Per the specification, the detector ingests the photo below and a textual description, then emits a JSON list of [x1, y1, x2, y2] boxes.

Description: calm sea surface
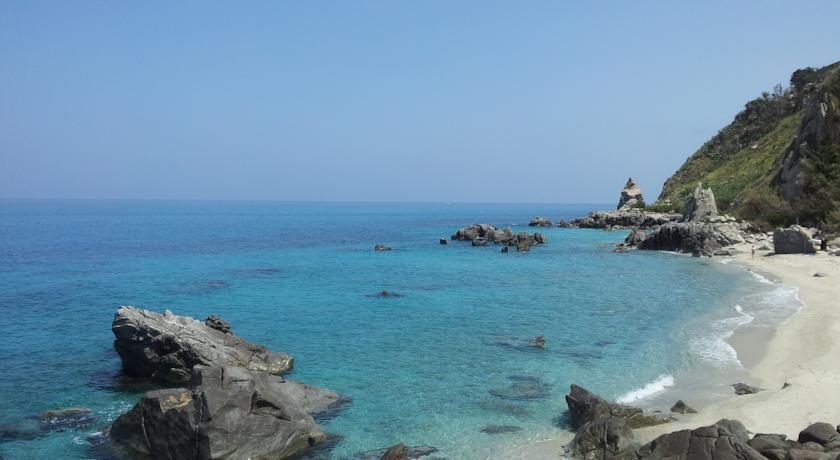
[[0, 200, 794, 459]]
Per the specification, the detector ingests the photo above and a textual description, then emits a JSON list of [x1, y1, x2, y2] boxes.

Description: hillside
[[654, 60, 840, 231]]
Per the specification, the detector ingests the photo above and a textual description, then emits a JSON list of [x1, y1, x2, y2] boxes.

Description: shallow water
[[0, 200, 791, 459]]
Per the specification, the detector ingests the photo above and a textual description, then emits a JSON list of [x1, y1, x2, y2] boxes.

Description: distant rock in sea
[[451, 224, 547, 249]]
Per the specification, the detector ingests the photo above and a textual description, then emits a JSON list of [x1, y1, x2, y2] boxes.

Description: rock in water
[[670, 400, 697, 414], [683, 183, 719, 221], [374, 244, 392, 251], [528, 217, 553, 227], [774, 226, 817, 254], [439, 238, 448, 245], [40, 407, 96, 431], [565, 385, 670, 430], [379, 443, 406, 460], [528, 335, 545, 348], [480, 425, 522, 434], [617, 177, 646, 211], [109, 366, 327, 460], [112, 306, 294, 385]]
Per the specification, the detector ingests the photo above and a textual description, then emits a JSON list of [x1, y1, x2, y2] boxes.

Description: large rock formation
[[618, 178, 646, 211], [112, 306, 294, 385], [109, 366, 327, 459], [565, 385, 670, 430], [774, 226, 817, 254], [632, 219, 751, 256], [451, 224, 546, 248], [529, 217, 553, 227], [571, 210, 682, 230], [637, 419, 764, 460], [683, 183, 720, 221]]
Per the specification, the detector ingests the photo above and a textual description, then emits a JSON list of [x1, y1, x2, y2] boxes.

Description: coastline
[[498, 242, 840, 459]]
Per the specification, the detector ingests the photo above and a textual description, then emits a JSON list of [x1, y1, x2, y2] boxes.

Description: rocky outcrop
[[109, 365, 327, 460], [565, 385, 670, 430], [618, 178, 646, 211], [529, 217, 553, 227], [632, 220, 752, 256], [374, 244, 392, 251], [774, 226, 817, 254], [566, 417, 638, 460], [572, 210, 682, 229], [637, 419, 763, 460], [112, 306, 294, 385], [683, 183, 720, 221], [451, 224, 547, 248], [204, 315, 231, 334]]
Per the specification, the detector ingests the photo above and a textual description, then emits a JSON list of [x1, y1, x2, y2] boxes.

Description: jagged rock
[[109, 366, 327, 460], [637, 419, 763, 460], [683, 183, 719, 221], [374, 244, 392, 251], [529, 217, 553, 227], [670, 400, 697, 414], [564, 385, 670, 430], [204, 315, 231, 334], [528, 335, 545, 348], [732, 382, 761, 395], [798, 423, 840, 445], [439, 238, 448, 245], [774, 226, 817, 254], [565, 417, 638, 460], [618, 177, 646, 211], [355, 444, 439, 460], [112, 306, 294, 385], [749, 433, 795, 460], [572, 210, 681, 229]]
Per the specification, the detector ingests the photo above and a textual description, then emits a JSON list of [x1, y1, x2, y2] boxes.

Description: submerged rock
[[354, 444, 439, 460], [370, 290, 404, 298], [374, 244, 392, 251], [489, 376, 552, 401], [40, 407, 96, 431], [109, 366, 327, 460], [528, 335, 545, 348], [112, 306, 294, 385], [480, 425, 522, 434], [439, 238, 448, 245]]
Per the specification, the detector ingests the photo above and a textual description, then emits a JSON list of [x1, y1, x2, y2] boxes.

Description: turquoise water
[[0, 200, 784, 459]]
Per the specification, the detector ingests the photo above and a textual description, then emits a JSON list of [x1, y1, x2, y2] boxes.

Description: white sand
[[497, 245, 840, 459]]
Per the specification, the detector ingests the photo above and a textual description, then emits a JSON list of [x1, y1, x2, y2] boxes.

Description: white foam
[[747, 269, 774, 285], [616, 374, 675, 404], [719, 258, 733, 265], [690, 304, 754, 367]]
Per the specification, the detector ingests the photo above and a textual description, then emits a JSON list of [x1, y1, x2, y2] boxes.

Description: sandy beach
[[498, 243, 840, 459]]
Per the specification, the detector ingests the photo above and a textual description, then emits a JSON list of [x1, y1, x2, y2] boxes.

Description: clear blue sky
[[1, 2, 838, 203]]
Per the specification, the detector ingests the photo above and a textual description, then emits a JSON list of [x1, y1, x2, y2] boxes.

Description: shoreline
[[498, 242, 840, 459]]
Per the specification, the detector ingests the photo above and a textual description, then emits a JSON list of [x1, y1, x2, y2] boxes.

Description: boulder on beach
[[565, 417, 638, 460], [617, 177, 646, 211], [683, 183, 719, 222], [732, 382, 761, 395], [637, 419, 762, 460], [112, 306, 294, 385], [670, 400, 697, 414], [109, 365, 327, 460], [480, 425, 522, 434], [774, 226, 817, 254]]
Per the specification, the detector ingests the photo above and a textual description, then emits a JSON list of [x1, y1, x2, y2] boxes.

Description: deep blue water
[[0, 200, 783, 459]]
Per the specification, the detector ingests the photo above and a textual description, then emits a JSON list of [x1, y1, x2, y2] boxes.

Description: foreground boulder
[[566, 417, 638, 460], [637, 419, 763, 460], [565, 385, 670, 430], [618, 177, 646, 211], [112, 306, 294, 385], [774, 226, 817, 254], [110, 366, 327, 460]]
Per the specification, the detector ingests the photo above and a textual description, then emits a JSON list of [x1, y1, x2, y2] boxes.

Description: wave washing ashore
[[0, 200, 830, 459]]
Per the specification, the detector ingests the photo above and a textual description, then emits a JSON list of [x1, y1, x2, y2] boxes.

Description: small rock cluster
[[451, 224, 547, 251]]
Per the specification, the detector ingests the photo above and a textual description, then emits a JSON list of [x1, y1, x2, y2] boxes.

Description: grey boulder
[[774, 226, 817, 254], [565, 385, 670, 430], [683, 183, 719, 222], [109, 365, 327, 460], [637, 419, 764, 460], [112, 306, 294, 385]]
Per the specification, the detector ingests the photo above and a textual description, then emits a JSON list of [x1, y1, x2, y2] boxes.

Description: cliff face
[[655, 60, 840, 231]]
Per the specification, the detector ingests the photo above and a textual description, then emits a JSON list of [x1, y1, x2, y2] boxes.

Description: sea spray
[[616, 374, 675, 404]]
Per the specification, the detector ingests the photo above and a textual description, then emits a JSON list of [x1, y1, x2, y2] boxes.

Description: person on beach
[[751, 246, 755, 259]]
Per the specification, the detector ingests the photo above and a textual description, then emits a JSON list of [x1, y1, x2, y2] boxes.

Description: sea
[[0, 200, 801, 459]]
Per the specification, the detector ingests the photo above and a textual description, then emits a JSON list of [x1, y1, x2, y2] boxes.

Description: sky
[[1, 2, 839, 203]]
